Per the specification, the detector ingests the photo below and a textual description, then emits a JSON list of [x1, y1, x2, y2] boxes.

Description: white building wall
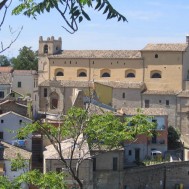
[[0, 112, 32, 151]]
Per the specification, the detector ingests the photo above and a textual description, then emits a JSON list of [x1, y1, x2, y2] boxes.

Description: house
[[43, 135, 93, 189], [118, 108, 168, 165], [0, 111, 32, 151], [0, 141, 31, 181], [12, 70, 38, 118]]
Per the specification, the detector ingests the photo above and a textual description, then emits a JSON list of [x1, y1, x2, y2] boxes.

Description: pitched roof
[[143, 90, 180, 95], [0, 67, 13, 73], [142, 43, 188, 51], [49, 50, 142, 59], [0, 111, 32, 121], [0, 100, 27, 108], [118, 108, 168, 116], [177, 90, 189, 97], [44, 134, 91, 160], [0, 73, 12, 84], [0, 141, 31, 160], [96, 81, 145, 89], [13, 70, 37, 75], [39, 80, 93, 88]]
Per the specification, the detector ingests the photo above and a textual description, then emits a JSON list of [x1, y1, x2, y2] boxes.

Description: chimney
[[186, 35, 189, 44]]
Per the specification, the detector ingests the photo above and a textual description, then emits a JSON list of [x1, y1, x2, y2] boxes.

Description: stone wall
[[94, 161, 189, 189]]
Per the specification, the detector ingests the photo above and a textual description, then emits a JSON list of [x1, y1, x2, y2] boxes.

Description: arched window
[[56, 72, 64, 76], [101, 69, 111, 78], [50, 92, 59, 109], [77, 69, 87, 77], [79, 72, 87, 77], [102, 72, 110, 77], [55, 69, 64, 77], [44, 44, 48, 54], [125, 69, 136, 78], [126, 73, 135, 78], [151, 72, 161, 78]]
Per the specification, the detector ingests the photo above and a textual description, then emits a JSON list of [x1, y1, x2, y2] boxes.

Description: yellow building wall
[[94, 83, 112, 105], [49, 58, 143, 82], [142, 52, 183, 91]]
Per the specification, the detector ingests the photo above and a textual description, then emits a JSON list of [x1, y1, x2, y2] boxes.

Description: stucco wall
[[142, 51, 183, 91], [112, 88, 142, 109]]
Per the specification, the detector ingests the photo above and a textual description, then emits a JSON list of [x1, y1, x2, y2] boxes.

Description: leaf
[[82, 11, 91, 21], [103, 6, 109, 14], [79, 16, 83, 23], [95, 0, 101, 10], [98, 2, 105, 11]]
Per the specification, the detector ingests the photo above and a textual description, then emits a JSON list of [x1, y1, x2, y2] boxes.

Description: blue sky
[[1, 0, 189, 57]]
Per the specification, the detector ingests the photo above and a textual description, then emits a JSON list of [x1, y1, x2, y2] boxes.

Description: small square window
[[166, 100, 169, 106], [122, 92, 125, 99], [128, 150, 132, 156], [0, 92, 4, 98], [56, 168, 62, 173], [145, 100, 150, 108], [44, 88, 47, 97], [155, 54, 158, 58], [18, 82, 22, 88], [159, 100, 162, 104], [19, 120, 22, 124], [1, 120, 4, 123], [113, 157, 118, 171], [0, 132, 3, 139]]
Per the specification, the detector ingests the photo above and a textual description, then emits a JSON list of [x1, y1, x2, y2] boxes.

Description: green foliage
[[0, 170, 67, 189], [10, 153, 28, 171], [0, 55, 11, 66], [11, 46, 38, 70], [12, 0, 127, 33], [168, 126, 181, 149]]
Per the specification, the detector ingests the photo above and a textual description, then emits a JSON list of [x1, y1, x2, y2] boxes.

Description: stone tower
[[38, 36, 62, 85], [38, 36, 62, 55]]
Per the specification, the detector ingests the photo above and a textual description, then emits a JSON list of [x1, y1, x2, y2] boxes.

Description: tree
[[0, 55, 11, 66], [12, 0, 127, 34], [11, 46, 38, 70], [17, 106, 155, 189]]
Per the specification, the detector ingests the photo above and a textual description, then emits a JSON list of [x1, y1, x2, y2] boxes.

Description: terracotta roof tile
[[0, 73, 12, 84], [118, 108, 168, 116], [49, 50, 142, 59], [13, 70, 37, 75], [0, 67, 13, 73], [142, 43, 188, 51], [0, 141, 31, 160], [143, 90, 180, 95]]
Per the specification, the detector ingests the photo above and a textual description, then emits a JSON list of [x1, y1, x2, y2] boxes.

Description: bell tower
[[38, 36, 62, 55]]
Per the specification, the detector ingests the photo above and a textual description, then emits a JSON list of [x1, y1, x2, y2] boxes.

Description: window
[[0, 132, 3, 139], [113, 157, 118, 171], [126, 73, 135, 78], [0, 92, 4, 98], [19, 120, 22, 124], [18, 82, 22, 88], [101, 72, 110, 77], [166, 100, 169, 106], [78, 72, 87, 77], [159, 100, 162, 104], [128, 150, 132, 156], [101, 69, 111, 78], [145, 100, 149, 108], [122, 92, 125, 99], [44, 44, 48, 53], [1, 120, 4, 123], [93, 158, 96, 171], [151, 73, 161, 78], [0, 110, 2, 114], [44, 88, 47, 97], [56, 72, 64, 76], [155, 54, 158, 58]]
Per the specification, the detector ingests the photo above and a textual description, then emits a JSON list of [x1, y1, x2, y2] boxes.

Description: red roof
[[0, 67, 13, 73]]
